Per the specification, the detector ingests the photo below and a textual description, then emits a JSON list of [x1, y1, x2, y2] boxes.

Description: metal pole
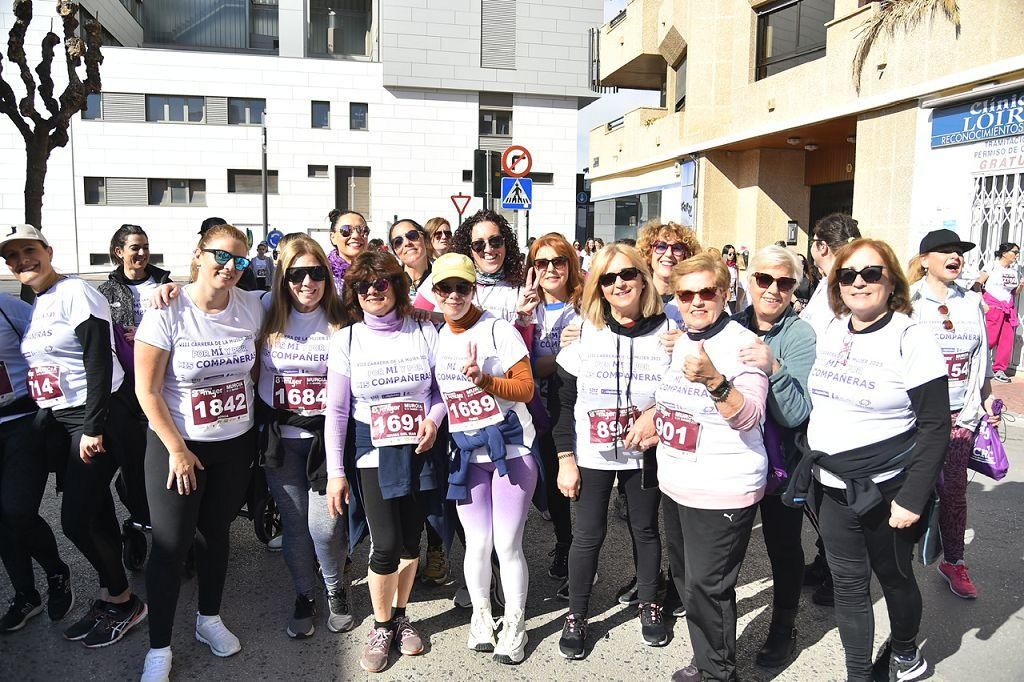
[[261, 113, 268, 240], [485, 152, 492, 211]]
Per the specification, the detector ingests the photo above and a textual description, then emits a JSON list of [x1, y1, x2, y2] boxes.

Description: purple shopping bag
[[763, 413, 789, 494], [970, 416, 1009, 481]]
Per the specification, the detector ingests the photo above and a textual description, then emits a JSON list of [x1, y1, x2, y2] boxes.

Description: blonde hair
[[670, 252, 731, 292], [191, 224, 248, 282], [747, 245, 802, 284], [424, 216, 451, 259], [580, 244, 662, 329], [258, 234, 347, 349], [636, 220, 701, 264], [828, 238, 913, 316], [906, 254, 926, 284]]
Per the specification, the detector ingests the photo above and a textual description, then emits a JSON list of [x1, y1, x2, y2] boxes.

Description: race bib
[[255, 265, 268, 278], [444, 386, 503, 433], [370, 400, 425, 447], [190, 380, 249, 428], [655, 406, 702, 459], [588, 406, 639, 447], [27, 365, 64, 404], [944, 351, 970, 383], [272, 374, 327, 414], [0, 361, 14, 406]]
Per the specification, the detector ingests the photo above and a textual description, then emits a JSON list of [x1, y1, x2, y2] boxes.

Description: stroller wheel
[[121, 520, 148, 572], [253, 494, 282, 544]]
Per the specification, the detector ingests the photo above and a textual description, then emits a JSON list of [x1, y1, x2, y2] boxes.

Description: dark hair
[[328, 209, 366, 227], [722, 243, 736, 255], [617, 238, 636, 247], [342, 250, 413, 321], [109, 223, 147, 265], [200, 216, 227, 234], [812, 213, 860, 251], [996, 242, 1020, 258], [452, 209, 525, 286]]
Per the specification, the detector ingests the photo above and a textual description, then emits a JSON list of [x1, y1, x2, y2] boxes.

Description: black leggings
[[359, 467, 423, 575], [56, 394, 146, 596], [759, 493, 805, 609], [815, 478, 923, 681], [538, 430, 572, 548], [569, 467, 660, 617], [0, 413, 65, 596], [145, 428, 255, 649]]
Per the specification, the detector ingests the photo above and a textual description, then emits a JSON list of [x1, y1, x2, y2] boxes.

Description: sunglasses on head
[[353, 278, 391, 296], [676, 287, 719, 304], [202, 249, 251, 270], [533, 255, 569, 270], [653, 241, 689, 258], [836, 265, 885, 286], [598, 267, 641, 287], [331, 224, 370, 238], [434, 280, 474, 297], [752, 272, 798, 292], [285, 265, 329, 284], [432, 230, 452, 240], [391, 230, 422, 251], [471, 235, 505, 253]]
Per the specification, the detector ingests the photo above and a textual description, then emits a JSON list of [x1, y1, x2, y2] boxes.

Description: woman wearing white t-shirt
[[785, 238, 950, 682], [1, 224, 148, 648], [432, 253, 538, 665], [255, 235, 350, 639], [389, 219, 432, 301], [98, 224, 173, 350], [135, 224, 264, 680], [976, 242, 1020, 383], [908, 230, 1000, 601], [553, 244, 671, 659]]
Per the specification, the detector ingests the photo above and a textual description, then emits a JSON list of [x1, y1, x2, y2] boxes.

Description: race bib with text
[[27, 365, 64, 404], [944, 351, 970, 384], [272, 374, 327, 414], [655, 405, 702, 460], [444, 386, 503, 433], [190, 380, 249, 428], [370, 400, 426, 447], [588, 406, 639, 447]]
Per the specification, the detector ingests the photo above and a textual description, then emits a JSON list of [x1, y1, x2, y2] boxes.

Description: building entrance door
[[808, 181, 854, 240]]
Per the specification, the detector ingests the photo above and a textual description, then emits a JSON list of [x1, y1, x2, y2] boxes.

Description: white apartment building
[[0, 0, 602, 276]]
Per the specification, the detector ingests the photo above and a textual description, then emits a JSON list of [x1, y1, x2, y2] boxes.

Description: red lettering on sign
[[190, 380, 249, 427]]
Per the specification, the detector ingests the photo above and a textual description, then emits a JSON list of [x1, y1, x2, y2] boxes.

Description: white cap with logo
[[0, 224, 48, 252]]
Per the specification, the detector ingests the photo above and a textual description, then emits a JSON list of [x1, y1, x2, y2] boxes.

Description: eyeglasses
[[931, 246, 966, 256], [202, 249, 251, 270], [285, 265, 329, 284], [598, 267, 641, 287], [432, 230, 452, 241], [533, 256, 569, 271], [390, 230, 422, 250], [353, 278, 391, 296], [653, 241, 689, 258], [471, 235, 505, 253], [676, 287, 720, 304], [836, 265, 885, 286], [752, 272, 798, 292], [331, 224, 370, 238], [937, 304, 955, 331], [434, 281, 473, 297], [1012, 250, 1021, 255]]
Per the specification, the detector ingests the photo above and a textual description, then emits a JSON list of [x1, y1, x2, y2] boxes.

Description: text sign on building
[[931, 88, 1024, 148]]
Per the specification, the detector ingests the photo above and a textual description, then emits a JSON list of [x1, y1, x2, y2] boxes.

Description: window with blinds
[[228, 169, 279, 194], [481, 0, 516, 69], [335, 166, 371, 216]]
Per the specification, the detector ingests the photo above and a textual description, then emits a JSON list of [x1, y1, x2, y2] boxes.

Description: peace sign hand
[[462, 341, 486, 386], [516, 267, 541, 320]]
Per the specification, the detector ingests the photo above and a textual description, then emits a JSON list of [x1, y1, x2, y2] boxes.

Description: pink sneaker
[[938, 561, 978, 599]]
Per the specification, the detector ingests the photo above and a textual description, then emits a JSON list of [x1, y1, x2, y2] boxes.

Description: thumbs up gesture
[[462, 341, 485, 386], [683, 340, 723, 388]]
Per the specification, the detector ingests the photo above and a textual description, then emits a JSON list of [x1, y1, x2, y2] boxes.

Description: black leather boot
[[755, 606, 798, 667]]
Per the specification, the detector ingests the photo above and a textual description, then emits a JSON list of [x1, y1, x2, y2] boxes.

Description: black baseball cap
[[199, 217, 228, 235], [919, 229, 975, 255]]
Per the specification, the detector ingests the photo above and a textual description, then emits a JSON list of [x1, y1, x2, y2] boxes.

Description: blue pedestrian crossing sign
[[501, 177, 533, 210]]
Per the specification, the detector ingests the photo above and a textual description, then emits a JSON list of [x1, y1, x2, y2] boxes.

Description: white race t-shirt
[[533, 301, 581, 402], [911, 286, 985, 411], [807, 313, 947, 488], [327, 317, 438, 468], [983, 262, 1020, 302], [436, 312, 535, 463], [251, 256, 274, 284], [136, 288, 262, 441], [21, 277, 124, 411], [557, 318, 672, 470], [128, 277, 161, 326], [799, 273, 834, 337], [258, 307, 333, 439], [0, 294, 34, 423]]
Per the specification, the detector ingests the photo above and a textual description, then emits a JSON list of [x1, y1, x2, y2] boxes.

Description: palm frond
[[852, 0, 961, 93]]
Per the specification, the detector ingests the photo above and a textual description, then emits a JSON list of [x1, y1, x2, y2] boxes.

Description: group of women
[[0, 208, 1006, 682]]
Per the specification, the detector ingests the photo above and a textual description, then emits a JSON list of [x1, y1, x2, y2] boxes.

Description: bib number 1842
[[190, 380, 248, 427]]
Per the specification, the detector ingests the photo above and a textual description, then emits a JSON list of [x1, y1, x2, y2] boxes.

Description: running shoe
[[493, 607, 527, 665], [394, 615, 424, 656], [267, 534, 283, 551], [81, 595, 147, 648], [547, 545, 569, 581], [63, 600, 104, 641], [195, 614, 241, 657], [639, 601, 668, 646], [420, 546, 449, 585], [0, 593, 43, 633], [671, 661, 703, 682], [812, 573, 834, 607], [558, 613, 587, 660], [326, 585, 354, 633], [889, 647, 928, 681], [453, 585, 472, 609], [803, 554, 830, 586], [993, 370, 1011, 383], [46, 569, 75, 621], [938, 560, 978, 599], [360, 625, 394, 673], [287, 595, 316, 639], [467, 603, 497, 652], [140, 647, 173, 682], [616, 576, 639, 605]]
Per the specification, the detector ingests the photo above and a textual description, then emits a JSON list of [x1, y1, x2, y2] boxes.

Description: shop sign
[[932, 88, 1024, 148], [971, 135, 1024, 174]]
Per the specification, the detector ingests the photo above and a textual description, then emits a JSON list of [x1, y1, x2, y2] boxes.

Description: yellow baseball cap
[[431, 253, 476, 285]]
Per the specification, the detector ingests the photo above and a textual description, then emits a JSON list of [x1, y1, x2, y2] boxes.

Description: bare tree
[[0, 0, 103, 229]]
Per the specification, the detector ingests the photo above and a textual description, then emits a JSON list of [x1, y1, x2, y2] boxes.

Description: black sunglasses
[[676, 287, 720, 304], [471, 235, 505, 253], [598, 267, 641, 287], [836, 265, 885, 286], [752, 272, 798, 292], [354, 278, 391, 296], [391, 230, 422, 251], [931, 246, 966, 256], [432, 230, 452, 240], [331, 224, 370, 238], [434, 281, 474, 297], [202, 249, 251, 270], [533, 256, 569, 270], [285, 265, 329, 284], [653, 241, 689, 258]]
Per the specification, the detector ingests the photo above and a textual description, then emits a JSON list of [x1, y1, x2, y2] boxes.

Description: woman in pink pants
[[978, 242, 1020, 383]]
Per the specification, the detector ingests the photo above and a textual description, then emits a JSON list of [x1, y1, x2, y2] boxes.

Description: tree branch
[[53, 1, 102, 151], [8, 0, 44, 127], [36, 32, 61, 118]]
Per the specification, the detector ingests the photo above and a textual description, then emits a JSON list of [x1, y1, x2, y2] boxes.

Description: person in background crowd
[[199, 217, 258, 292], [581, 239, 596, 273], [135, 224, 263, 681], [733, 246, 816, 668], [572, 240, 582, 262], [368, 238, 387, 253], [2, 224, 147, 648], [909, 229, 1000, 600], [0, 291, 74, 633], [721, 244, 745, 314], [426, 217, 453, 258], [389, 219, 432, 300], [637, 220, 701, 328], [786, 238, 950, 682], [594, 238, 606, 251], [432, 253, 538, 665], [656, 253, 769, 682], [250, 242, 275, 291], [554, 244, 671, 658], [976, 242, 1020, 383], [793, 253, 819, 314], [256, 235, 351, 639], [327, 209, 370, 293]]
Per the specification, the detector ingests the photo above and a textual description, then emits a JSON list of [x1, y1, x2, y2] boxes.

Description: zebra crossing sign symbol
[[501, 177, 533, 210]]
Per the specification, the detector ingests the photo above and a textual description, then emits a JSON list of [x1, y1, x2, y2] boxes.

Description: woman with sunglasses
[[1, 225, 147, 647], [426, 217, 453, 258], [731, 246, 816, 668], [721, 244, 746, 314], [389, 219, 432, 300], [637, 220, 701, 327], [784, 238, 950, 682], [654, 253, 769, 682], [327, 209, 370, 293], [430, 252, 538, 665], [553, 244, 670, 659], [908, 230, 999, 601], [976, 242, 1020, 383], [255, 235, 351, 639], [135, 225, 264, 680]]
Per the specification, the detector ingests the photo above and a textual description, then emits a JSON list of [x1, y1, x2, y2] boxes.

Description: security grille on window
[[228, 98, 266, 125], [755, 0, 835, 80], [336, 166, 371, 215], [312, 101, 330, 128], [84, 177, 106, 205], [82, 92, 102, 120], [146, 95, 206, 123], [970, 173, 1024, 271], [481, 0, 516, 69], [148, 179, 207, 206], [228, 169, 279, 194], [350, 102, 368, 130]]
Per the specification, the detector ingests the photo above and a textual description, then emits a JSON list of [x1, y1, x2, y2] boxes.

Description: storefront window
[[592, 191, 662, 243]]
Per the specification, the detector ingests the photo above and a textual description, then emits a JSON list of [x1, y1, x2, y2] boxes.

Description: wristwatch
[[707, 377, 732, 402]]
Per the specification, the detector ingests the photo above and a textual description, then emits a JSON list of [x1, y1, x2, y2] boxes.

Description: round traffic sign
[[266, 229, 284, 248], [576, 191, 589, 204], [501, 145, 533, 178]]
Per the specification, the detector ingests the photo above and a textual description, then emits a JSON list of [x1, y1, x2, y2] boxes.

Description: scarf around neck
[[328, 248, 350, 285], [476, 268, 504, 287]]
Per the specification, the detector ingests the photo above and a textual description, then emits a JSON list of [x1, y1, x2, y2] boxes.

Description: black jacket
[[98, 265, 173, 328]]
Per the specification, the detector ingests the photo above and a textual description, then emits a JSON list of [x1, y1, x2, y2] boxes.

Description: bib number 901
[[444, 386, 503, 433], [273, 375, 327, 413], [190, 380, 249, 427], [588, 407, 638, 446], [655, 406, 701, 456]]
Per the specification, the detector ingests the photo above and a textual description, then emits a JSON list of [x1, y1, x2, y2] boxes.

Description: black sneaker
[[872, 640, 892, 682], [547, 545, 569, 581], [326, 586, 354, 633], [0, 593, 43, 633], [63, 600, 104, 641], [804, 555, 830, 586], [558, 612, 587, 659], [639, 601, 667, 646], [46, 570, 75, 621], [615, 576, 639, 605], [287, 595, 317, 639], [889, 646, 927, 682], [81, 595, 147, 648], [811, 574, 834, 607]]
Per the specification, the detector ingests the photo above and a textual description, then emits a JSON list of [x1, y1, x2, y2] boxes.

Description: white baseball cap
[[0, 224, 48, 252]]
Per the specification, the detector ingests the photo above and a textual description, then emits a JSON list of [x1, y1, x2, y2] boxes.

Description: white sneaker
[[467, 603, 497, 652], [453, 585, 472, 609], [267, 535, 283, 551], [494, 608, 528, 665], [195, 615, 241, 657], [140, 647, 172, 682]]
